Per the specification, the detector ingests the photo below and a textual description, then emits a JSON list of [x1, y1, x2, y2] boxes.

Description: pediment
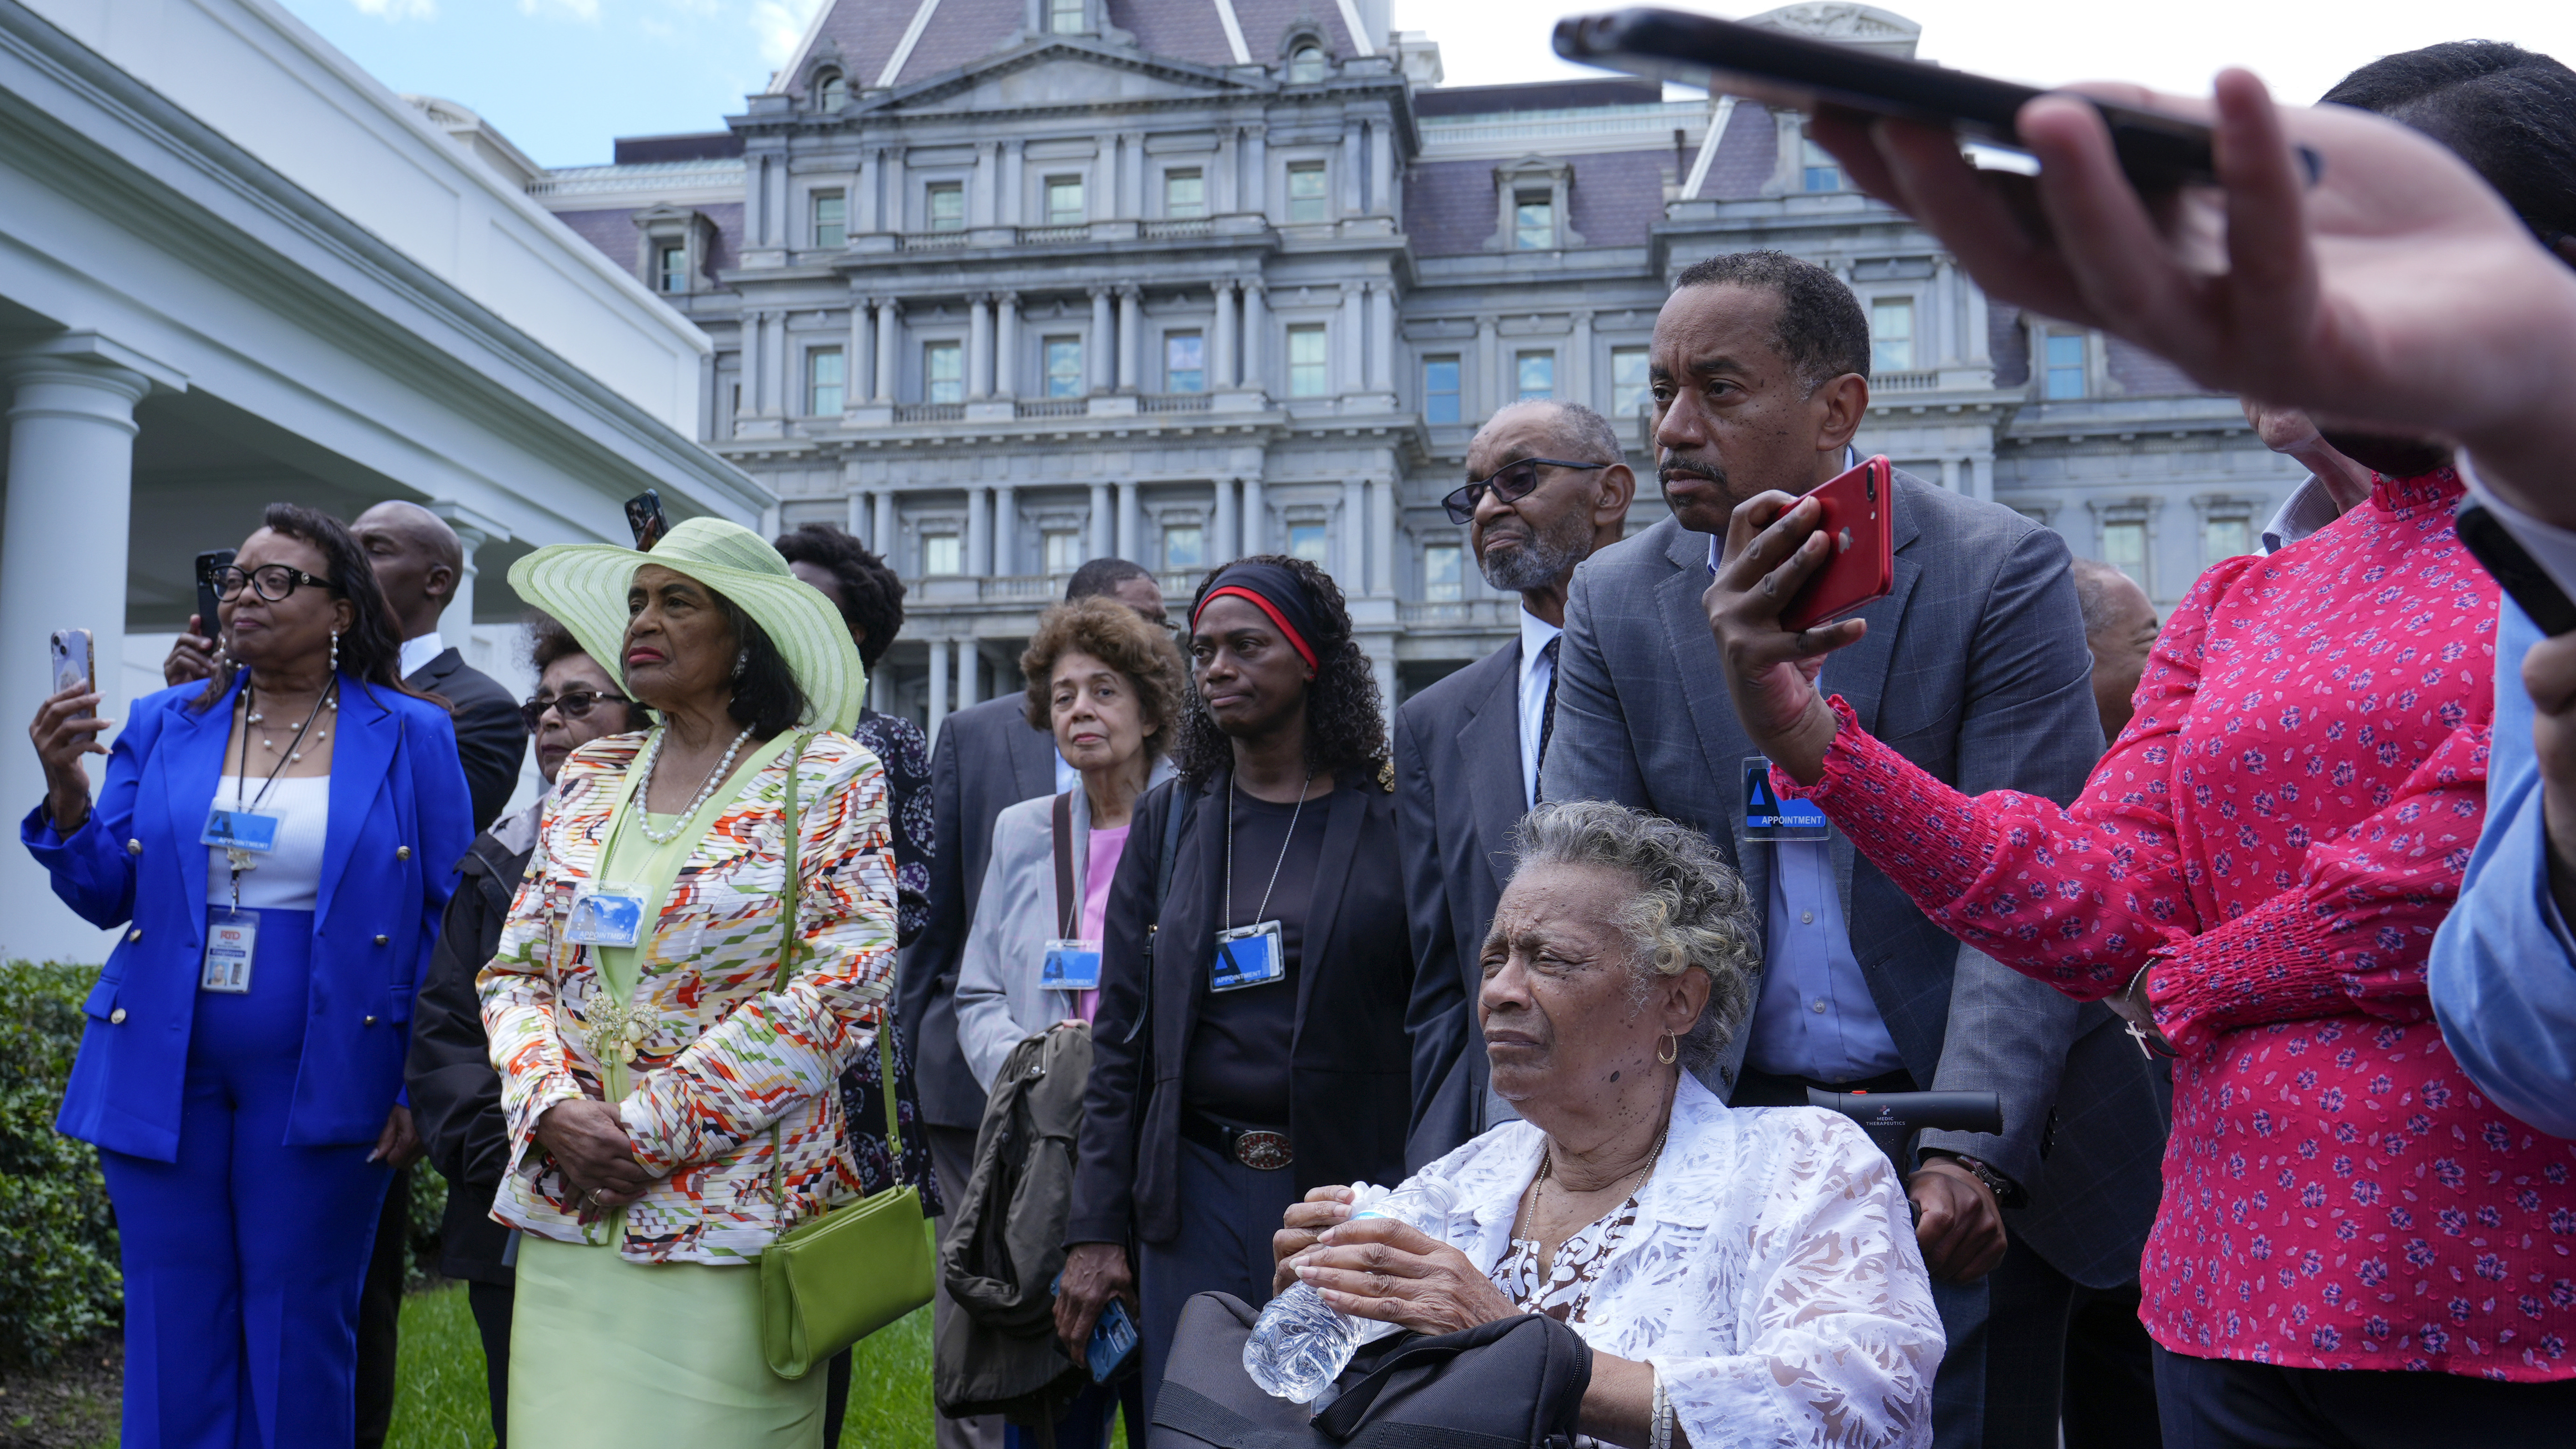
[[867, 39, 1265, 117]]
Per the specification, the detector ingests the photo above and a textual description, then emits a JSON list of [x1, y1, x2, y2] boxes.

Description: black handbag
[[1148, 1292, 1592, 1449]]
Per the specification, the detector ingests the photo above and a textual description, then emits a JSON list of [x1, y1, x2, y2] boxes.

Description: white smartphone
[[50, 629, 93, 697]]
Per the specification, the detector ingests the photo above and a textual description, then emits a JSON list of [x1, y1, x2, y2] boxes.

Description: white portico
[[0, 0, 768, 963]]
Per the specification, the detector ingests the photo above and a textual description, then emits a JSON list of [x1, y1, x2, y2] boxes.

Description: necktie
[[1533, 635, 1562, 802]]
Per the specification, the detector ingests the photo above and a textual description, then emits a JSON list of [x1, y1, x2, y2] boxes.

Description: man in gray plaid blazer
[[1542, 252, 2167, 1449]]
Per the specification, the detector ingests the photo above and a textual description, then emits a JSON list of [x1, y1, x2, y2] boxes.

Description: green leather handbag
[[759, 735, 935, 1379]]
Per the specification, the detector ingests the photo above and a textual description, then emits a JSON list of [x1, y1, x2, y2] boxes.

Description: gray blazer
[[1541, 471, 2168, 1288], [953, 761, 1176, 1091], [1395, 636, 1526, 1169], [899, 695, 1061, 1129]]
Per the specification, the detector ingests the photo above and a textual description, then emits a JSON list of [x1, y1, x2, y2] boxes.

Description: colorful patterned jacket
[[478, 730, 896, 1262]]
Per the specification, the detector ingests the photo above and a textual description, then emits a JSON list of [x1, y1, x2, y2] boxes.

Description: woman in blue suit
[[24, 502, 472, 1449]]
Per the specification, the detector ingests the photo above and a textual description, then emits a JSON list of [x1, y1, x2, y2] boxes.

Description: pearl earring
[[329, 629, 340, 673], [733, 647, 749, 679]]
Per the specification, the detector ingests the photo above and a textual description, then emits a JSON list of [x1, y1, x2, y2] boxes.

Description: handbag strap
[[1052, 791, 1078, 940]]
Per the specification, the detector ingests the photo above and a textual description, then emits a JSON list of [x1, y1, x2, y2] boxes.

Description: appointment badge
[[1743, 756, 1831, 842]]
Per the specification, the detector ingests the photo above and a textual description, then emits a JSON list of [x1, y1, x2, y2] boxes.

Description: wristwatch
[[1923, 1151, 2020, 1207]]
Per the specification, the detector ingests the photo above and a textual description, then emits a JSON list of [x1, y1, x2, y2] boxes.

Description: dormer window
[[1288, 44, 1326, 83], [814, 69, 846, 112], [1049, 0, 1085, 34], [1800, 138, 1841, 192], [1513, 191, 1554, 250]]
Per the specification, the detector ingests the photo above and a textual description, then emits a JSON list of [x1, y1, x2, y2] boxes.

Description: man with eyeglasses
[[1395, 398, 1634, 1168]]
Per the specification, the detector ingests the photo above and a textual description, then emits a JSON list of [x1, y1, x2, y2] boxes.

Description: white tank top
[[205, 775, 332, 912]]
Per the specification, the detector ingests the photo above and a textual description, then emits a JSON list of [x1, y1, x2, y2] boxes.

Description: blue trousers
[[1135, 1139, 1302, 1421], [97, 909, 393, 1449]]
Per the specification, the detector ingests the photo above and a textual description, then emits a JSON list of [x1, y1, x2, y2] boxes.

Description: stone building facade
[[525, 0, 2304, 728]]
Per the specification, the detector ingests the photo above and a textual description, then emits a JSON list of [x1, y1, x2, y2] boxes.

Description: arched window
[[1288, 44, 1326, 83], [814, 69, 846, 112]]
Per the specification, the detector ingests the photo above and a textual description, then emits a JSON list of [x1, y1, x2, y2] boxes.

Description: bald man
[[2069, 557, 2159, 743]]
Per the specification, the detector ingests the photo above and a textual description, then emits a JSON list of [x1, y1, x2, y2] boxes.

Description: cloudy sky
[[276, 0, 2576, 169]]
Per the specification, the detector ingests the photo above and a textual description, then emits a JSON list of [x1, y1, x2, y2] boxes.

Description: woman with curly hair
[[1056, 556, 1415, 1412]]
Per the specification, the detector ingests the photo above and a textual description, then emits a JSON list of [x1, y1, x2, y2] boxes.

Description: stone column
[[954, 637, 981, 709], [1211, 279, 1239, 390], [1939, 458, 1960, 493], [1117, 479, 1141, 562], [426, 502, 511, 643], [928, 637, 950, 739], [994, 292, 1020, 400], [848, 490, 872, 546], [1368, 119, 1392, 215], [1239, 281, 1267, 392], [1089, 286, 1116, 393], [1474, 314, 1500, 418], [0, 335, 168, 961], [1215, 128, 1239, 213], [1341, 126, 1363, 217], [1338, 284, 1365, 395], [885, 147, 910, 232], [1368, 476, 1394, 597], [874, 299, 901, 402], [1568, 309, 1594, 408], [1089, 481, 1113, 557], [1121, 130, 1146, 219], [1963, 270, 1992, 365], [971, 141, 997, 230], [1242, 126, 1267, 215], [1932, 258, 1957, 365], [994, 483, 1018, 575], [742, 311, 767, 415], [1001, 140, 1025, 227], [847, 294, 872, 411], [966, 485, 992, 575], [767, 308, 790, 415], [967, 294, 993, 400], [856, 147, 881, 234], [1117, 286, 1143, 392], [1369, 280, 1397, 393], [1241, 475, 1266, 554], [1211, 477, 1238, 565], [874, 489, 895, 551], [1340, 478, 1367, 589]]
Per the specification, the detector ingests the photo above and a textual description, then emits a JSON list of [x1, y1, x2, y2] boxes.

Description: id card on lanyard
[[1210, 919, 1286, 992], [1743, 756, 1831, 842], [202, 909, 257, 993], [1040, 938, 1102, 991]]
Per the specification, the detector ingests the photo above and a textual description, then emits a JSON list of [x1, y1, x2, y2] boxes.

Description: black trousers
[[1135, 1138, 1303, 1421], [354, 1165, 408, 1449], [2064, 1281, 2161, 1449], [2153, 1344, 2576, 1449], [466, 1278, 513, 1448]]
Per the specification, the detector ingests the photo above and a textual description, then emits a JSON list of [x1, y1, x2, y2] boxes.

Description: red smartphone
[[1780, 455, 1895, 633]]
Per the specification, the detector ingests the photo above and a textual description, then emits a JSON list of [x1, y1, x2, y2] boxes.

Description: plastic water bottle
[[1242, 1177, 1460, 1402]]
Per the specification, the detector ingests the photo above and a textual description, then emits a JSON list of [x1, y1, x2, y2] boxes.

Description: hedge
[[0, 960, 120, 1368]]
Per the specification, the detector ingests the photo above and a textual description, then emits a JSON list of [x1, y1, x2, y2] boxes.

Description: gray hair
[[1508, 801, 1758, 1072], [1480, 398, 1626, 469]]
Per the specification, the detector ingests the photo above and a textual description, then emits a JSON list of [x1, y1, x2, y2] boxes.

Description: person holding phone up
[[21, 502, 472, 1446]]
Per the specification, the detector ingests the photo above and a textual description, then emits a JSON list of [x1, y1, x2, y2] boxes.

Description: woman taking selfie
[[953, 595, 1185, 1088], [1057, 556, 1416, 1409], [482, 518, 896, 1443], [22, 502, 472, 1445]]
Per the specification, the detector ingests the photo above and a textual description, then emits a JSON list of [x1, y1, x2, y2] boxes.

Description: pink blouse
[[1783, 469, 2576, 1380]]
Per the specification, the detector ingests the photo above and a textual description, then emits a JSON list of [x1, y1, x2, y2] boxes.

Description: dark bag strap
[[1123, 782, 1191, 1047], [1053, 791, 1078, 940]]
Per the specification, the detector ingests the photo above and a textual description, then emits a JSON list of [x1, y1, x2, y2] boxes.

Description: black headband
[[1192, 561, 1324, 671]]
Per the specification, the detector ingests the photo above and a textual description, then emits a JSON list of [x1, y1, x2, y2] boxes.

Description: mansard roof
[[772, 0, 1372, 102]]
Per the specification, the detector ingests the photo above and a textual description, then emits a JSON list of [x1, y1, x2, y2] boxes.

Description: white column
[[1369, 280, 1397, 393], [1338, 284, 1365, 395], [847, 297, 871, 410], [1211, 279, 1239, 390], [1, 337, 161, 962], [971, 141, 997, 229], [967, 294, 993, 400], [1001, 140, 1025, 227], [1121, 130, 1145, 219], [954, 637, 981, 709], [767, 308, 790, 415], [885, 147, 910, 231], [1117, 479, 1141, 562], [1239, 281, 1267, 392], [1340, 477, 1367, 589], [873, 299, 901, 402], [1089, 286, 1116, 393], [1368, 476, 1394, 597], [1242, 126, 1267, 215], [994, 292, 1020, 400], [1241, 475, 1266, 555], [426, 502, 511, 643], [1475, 314, 1500, 417], [994, 484, 1018, 575], [1568, 309, 1594, 407], [856, 147, 881, 234], [1090, 481, 1113, 558], [1211, 478, 1238, 566], [1963, 270, 1992, 365], [874, 490, 895, 551], [1939, 458, 1960, 493], [848, 490, 872, 546], [928, 637, 950, 738], [741, 311, 766, 415], [1340, 126, 1362, 217], [1117, 285, 1143, 392], [1932, 259, 1957, 364], [966, 485, 992, 575], [1368, 119, 1392, 215], [1216, 128, 1239, 214]]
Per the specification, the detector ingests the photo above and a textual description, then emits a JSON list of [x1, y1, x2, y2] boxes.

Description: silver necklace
[[1225, 770, 1314, 926], [631, 723, 753, 844]]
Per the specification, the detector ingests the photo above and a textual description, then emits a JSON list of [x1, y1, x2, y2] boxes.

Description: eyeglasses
[[1442, 458, 1615, 525], [211, 564, 337, 602], [518, 689, 631, 733]]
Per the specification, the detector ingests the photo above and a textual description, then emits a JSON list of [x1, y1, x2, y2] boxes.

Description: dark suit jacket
[[900, 695, 1059, 1130], [1067, 772, 1414, 1248], [404, 804, 536, 1284], [1543, 473, 2168, 1288], [1395, 637, 1526, 1170], [407, 647, 525, 833]]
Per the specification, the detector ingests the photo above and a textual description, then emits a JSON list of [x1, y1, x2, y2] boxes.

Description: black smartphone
[[2457, 504, 2576, 637], [194, 548, 235, 640], [623, 489, 668, 552], [1555, 7, 2242, 190]]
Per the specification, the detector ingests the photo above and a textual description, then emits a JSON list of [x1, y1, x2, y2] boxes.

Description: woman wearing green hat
[[479, 518, 897, 1443]]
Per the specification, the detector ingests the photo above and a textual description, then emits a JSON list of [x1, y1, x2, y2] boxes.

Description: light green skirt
[[509, 1234, 825, 1446]]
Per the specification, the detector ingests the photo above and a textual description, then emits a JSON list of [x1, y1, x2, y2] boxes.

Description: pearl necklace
[[632, 723, 753, 844]]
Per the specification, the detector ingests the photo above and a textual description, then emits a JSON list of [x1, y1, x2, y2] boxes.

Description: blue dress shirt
[[2429, 594, 2576, 1137]]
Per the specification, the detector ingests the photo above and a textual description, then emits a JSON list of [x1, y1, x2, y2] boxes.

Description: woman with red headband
[[1055, 556, 1415, 1411]]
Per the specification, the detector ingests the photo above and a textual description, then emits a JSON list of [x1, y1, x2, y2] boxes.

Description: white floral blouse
[[1404, 1072, 1943, 1449]]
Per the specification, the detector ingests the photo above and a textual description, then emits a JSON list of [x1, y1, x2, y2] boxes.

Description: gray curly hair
[[1508, 801, 1759, 1072]]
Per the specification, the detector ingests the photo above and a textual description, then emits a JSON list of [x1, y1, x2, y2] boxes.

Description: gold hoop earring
[[1656, 1032, 1679, 1066]]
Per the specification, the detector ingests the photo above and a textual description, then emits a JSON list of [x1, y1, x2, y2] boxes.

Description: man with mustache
[[1540, 251, 2168, 1449], [1395, 398, 1636, 1168]]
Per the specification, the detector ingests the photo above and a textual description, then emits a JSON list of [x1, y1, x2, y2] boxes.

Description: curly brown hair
[[1020, 596, 1189, 760], [1172, 554, 1389, 790]]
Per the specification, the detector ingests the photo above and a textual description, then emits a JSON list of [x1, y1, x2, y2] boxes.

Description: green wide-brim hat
[[507, 516, 866, 733]]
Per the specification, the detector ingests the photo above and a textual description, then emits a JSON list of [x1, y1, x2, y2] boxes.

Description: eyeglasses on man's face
[[211, 563, 337, 603], [518, 689, 630, 734], [1442, 458, 1615, 525]]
